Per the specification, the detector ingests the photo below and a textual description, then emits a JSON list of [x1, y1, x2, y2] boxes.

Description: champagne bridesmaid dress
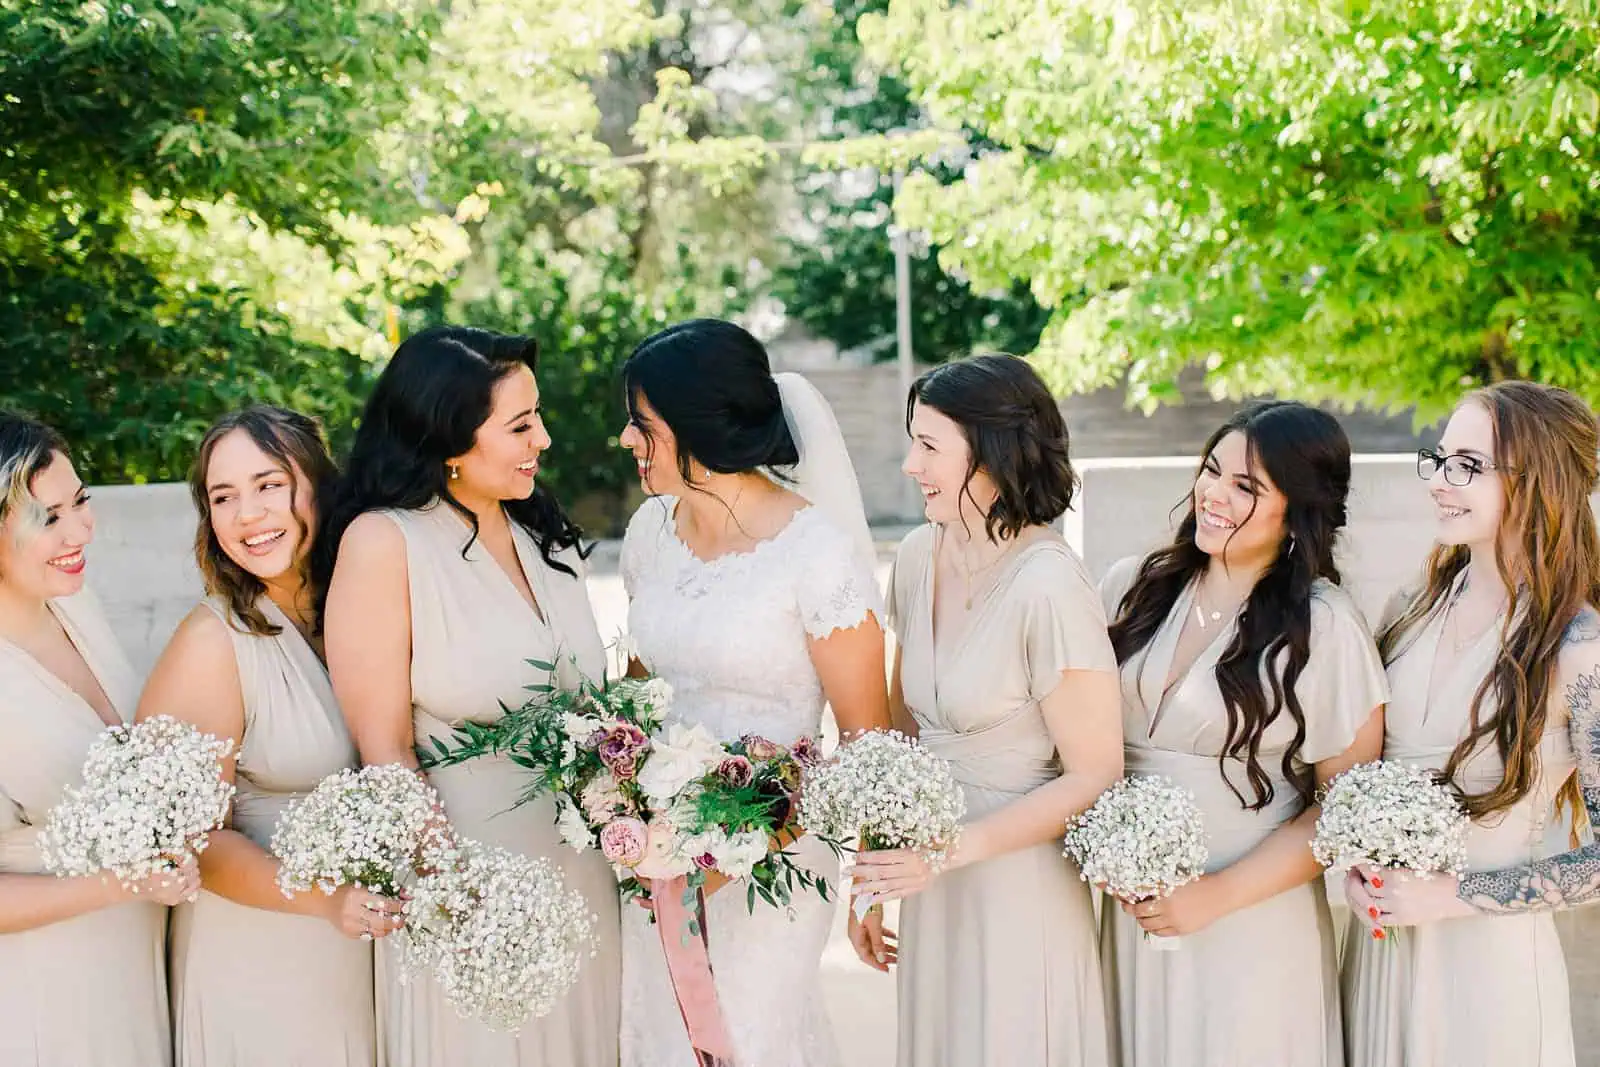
[[888, 524, 1117, 1067], [376, 501, 620, 1067], [0, 588, 170, 1065], [1098, 557, 1388, 1067], [168, 595, 376, 1065], [1342, 581, 1584, 1067]]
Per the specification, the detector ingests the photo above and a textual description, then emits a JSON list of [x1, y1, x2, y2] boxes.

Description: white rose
[[563, 713, 600, 742], [555, 796, 595, 853], [632, 819, 695, 881], [635, 724, 725, 804], [641, 678, 675, 713], [710, 829, 771, 880]]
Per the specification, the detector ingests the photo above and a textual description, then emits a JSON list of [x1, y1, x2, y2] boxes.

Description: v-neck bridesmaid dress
[[1097, 557, 1388, 1067], [0, 588, 171, 1065], [888, 523, 1119, 1067], [370, 502, 620, 1067]]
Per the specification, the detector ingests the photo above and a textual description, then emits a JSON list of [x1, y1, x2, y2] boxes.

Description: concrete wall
[[785, 361, 1435, 524], [79, 461, 1600, 1060]]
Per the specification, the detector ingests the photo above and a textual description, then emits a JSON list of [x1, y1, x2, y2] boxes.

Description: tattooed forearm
[[1458, 662, 1600, 914]]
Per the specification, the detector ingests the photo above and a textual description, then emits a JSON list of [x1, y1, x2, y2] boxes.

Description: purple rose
[[692, 852, 718, 872], [741, 735, 781, 761], [790, 736, 821, 767], [717, 756, 755, 789], [599, 817, 648, 867], [597, 724, 649, 781]]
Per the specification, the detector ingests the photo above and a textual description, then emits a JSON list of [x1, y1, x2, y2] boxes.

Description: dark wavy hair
[[905, 354, 1078, 540], [1107, 401, 1353, 810], [190, 406, 337, 637], [318, 326, 586, 601], [1381, 381, 1600, 821], [622, 319, 800, 492]]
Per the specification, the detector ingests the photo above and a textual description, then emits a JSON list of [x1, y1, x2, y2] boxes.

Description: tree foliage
[[862, 0, 1600, 417], [0, 0, 685, 500], [770, 0, 1050, 362]]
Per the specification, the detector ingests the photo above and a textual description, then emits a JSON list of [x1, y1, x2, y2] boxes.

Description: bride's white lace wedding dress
[[618, 496, 881, 1067]]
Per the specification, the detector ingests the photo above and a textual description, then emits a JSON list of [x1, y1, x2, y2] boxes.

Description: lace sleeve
[[620, 498, 673, 599], [1458, 608, 1600, 914], [795, 512, 883, 639]]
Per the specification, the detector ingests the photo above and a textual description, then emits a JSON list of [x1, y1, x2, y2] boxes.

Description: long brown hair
[[1108, 402, 1353, 810], [190, 406, 338, 637], [1379, 381, 1600, 820]]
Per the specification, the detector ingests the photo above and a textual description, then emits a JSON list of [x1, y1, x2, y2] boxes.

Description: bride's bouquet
[[421, 653, 832, 1058], [271, 763, 447, 900], [39, 715, 235, 885], [1311, 759, 1469, 940], [1064, 774, 1209, 950], [420, 656, 833, 913], [798, 729, 966, 920], [397, 837, 597, 1032]]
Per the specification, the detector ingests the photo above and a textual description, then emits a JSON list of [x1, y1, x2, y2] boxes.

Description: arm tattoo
[[1457, 647, 1600, 914]]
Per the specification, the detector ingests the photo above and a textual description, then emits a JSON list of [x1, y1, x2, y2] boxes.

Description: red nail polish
[[1371, 876, 1384, 889], [1368, 906, 1379, 920]]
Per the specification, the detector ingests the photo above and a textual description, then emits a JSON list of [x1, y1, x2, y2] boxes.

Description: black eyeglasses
[[1417, 448, 1511, 487]]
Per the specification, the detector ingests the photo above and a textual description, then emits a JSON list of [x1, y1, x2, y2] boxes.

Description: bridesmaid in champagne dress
[[145, 407, 388, 1066], [1097, 402, 1388, 1067], [323, 327, 620, 1067], [1343, 383, 1600, 1067], [850, 355, 1123, 1067], [0, 411, 194, 1066]]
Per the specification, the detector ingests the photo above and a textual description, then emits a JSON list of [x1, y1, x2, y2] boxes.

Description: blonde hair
[[0, 412, 68, 547], [1380, 381, 1600, 821]]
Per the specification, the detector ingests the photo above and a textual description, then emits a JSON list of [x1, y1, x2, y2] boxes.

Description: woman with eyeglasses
[[1342, 381, 1600, 1067]]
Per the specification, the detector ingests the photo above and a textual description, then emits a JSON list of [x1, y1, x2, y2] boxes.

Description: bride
[[616, 319, 892, 1067]]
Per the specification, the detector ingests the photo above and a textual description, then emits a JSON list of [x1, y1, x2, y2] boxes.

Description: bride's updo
[[622, 319, 800, 484]]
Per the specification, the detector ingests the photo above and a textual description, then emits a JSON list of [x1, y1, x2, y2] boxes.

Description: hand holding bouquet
[[799, 729, 966, 920], [1064, 774, 1209, 950], [40, 715, 235, 897], [1311, 759, 1469, 941], [271, 762, 450, 942]]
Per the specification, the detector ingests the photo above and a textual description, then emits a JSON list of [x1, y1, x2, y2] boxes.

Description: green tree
[[861, 0, 1600, 417], [0, 0, 676, 491], [771, 0, 1050, 362]]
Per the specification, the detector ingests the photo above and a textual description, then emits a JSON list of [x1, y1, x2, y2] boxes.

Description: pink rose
[[741, 735, 781, 761], [717, 755, 754, 788], [599, 817, 648, 868]]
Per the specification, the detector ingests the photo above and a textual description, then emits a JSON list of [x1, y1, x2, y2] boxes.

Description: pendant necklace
[[1193, 585, 1224, 630]]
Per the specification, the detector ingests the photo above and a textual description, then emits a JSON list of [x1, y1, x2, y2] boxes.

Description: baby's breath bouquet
[[39, 715, 235, 884], [1311, 759, 1469, 940], [1064, 774, 1209, 951], [397, 837, 598, 1032], [271, 763, 447, 900], [799, 729, 966, 920]]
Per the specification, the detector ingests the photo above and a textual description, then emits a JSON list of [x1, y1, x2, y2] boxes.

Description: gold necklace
[[1193, 580, 1242, 630], [946, 532, 1008, 609]]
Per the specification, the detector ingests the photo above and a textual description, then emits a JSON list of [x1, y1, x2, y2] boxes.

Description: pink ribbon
[[650, 876, 736, 1066]]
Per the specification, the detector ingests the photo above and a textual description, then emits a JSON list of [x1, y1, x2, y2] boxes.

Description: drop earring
[[448, 465, 460, 481]]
